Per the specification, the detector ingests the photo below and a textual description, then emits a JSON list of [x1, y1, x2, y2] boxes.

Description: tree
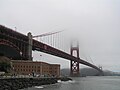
[[0, 62, 11, 73]]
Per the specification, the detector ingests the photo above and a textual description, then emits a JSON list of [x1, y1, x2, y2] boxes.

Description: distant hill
[[61, 68, 120, 76]]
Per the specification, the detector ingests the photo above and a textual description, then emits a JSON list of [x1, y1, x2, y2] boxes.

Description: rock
[[0, 78, 58, 89]]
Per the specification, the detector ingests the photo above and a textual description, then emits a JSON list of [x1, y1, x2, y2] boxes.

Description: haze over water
[[22, 76, 120, 90]]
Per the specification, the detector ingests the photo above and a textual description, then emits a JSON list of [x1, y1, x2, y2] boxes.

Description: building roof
[[11, 60, 60, 66]]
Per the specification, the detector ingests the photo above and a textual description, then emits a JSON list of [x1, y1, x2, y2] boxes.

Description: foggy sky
[[0, 0, 120, 72]]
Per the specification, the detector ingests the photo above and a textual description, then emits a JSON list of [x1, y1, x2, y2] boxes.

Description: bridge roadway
[[33, 40, 102, 72], [0, 25, 102, 72]]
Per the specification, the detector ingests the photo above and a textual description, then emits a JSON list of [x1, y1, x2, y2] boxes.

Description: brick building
[[11, 60, 60, 77]]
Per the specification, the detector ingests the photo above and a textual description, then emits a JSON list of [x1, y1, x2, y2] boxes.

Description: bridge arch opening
[[0, 39, 22, 59]]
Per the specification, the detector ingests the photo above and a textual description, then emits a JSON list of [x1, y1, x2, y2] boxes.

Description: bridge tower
[[98, 66, 104, 76], [27, 32, 33, 60], [70, 41, 80, 76]]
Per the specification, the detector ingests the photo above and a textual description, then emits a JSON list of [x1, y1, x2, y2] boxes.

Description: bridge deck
[[33, 40, 102, 72]]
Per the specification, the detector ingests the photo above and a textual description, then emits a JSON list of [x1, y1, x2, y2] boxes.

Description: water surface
[[22, 76, 120, 90]]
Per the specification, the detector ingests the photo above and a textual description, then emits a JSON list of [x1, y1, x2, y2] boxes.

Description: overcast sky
[[0, 0, 120, 72]]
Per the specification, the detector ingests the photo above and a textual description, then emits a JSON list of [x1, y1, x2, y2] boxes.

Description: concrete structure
[[11, 60, 60, 77], [27, 32, 33, 60]]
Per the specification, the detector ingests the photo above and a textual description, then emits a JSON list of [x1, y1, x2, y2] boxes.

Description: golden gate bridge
[[0, 25, 103, 76]]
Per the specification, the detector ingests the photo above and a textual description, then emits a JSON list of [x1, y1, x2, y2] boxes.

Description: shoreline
[[0, 77, 72, 90]]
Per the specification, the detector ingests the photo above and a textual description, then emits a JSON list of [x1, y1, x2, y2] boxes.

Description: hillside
[[61, 68, 120, 76]]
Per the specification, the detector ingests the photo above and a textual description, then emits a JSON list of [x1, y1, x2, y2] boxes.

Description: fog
[[0, 0, 120, 72]]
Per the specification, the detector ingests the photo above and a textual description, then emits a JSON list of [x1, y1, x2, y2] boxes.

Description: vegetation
[[0, 56, 11, 73], [0, 62, 11, 73], [0, 53, 4, 56]]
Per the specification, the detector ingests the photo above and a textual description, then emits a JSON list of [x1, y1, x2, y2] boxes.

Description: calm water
[[22, 76, 120, 90]]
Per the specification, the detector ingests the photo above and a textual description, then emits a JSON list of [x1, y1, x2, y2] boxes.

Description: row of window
[[14, 69, 52, 73], [13, 65, 41, 68], [13, 65, 57, 70]]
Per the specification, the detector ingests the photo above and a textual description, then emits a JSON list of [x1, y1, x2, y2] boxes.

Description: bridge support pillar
[[27, 32, 33, 60], [70, 41, 80, 77]]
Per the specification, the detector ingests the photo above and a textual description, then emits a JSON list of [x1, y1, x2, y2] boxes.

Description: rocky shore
[[57, 77, 72, 81], [0, 77, 72, 90]]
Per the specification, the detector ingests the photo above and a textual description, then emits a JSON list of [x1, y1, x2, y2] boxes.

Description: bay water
[[22, 76, 120, 90]]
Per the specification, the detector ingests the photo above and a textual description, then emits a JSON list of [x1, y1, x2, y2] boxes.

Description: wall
[[11, 60, 60, 77]]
